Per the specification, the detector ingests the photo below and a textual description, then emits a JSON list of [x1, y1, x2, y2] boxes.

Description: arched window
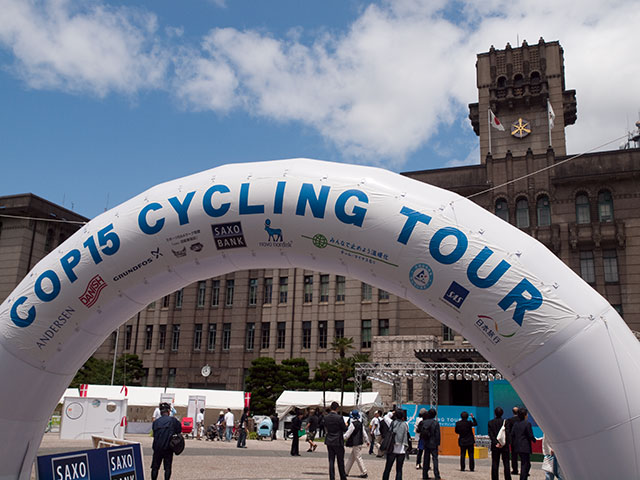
[[495, 198, 509, 222], [575, 193, 591, 224], [513, 74, 524, 87], [598, 190, 614, 222], [44, 228, 55, 253], [497, 76, 507, 88], [530, 71, 541, 84], [537, 195, 551, 226], [516, 198, 530, 228]]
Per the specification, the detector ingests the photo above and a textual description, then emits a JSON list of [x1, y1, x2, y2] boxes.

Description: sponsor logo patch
[[442, 281, 469, 309], [211, 222, 246, 250], [409, 263, 433, 290], [79, 275, 107, 308]]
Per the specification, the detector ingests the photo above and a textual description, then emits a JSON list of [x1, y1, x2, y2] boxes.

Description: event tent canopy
[[276, 391, 382, 419]]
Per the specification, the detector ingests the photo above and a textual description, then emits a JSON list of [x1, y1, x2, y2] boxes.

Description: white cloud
[[0, 0, 168, 96]]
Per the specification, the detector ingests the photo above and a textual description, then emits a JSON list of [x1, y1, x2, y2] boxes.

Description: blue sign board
[[37, 444, 144, 480], [401, 404, 489, 436]]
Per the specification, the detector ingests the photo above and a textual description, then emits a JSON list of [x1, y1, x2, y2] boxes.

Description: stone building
[[2, 38, 639, 408]]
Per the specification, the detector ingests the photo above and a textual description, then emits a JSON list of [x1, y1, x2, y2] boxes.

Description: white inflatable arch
[[1, 159, 639, 479]]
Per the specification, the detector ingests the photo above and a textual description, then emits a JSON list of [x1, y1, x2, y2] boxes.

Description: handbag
[[497, 420, 506, 445], [380, 424, 395, 453], [542, 455, 554, 473], [169, 433, 185, 455]]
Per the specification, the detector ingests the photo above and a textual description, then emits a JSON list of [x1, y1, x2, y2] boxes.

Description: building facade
[[2, 38, 639, 408]]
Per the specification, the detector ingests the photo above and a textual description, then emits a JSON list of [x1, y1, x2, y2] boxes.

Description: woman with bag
[[542, 435, 563, 479], [382, 409, 409, 480], [488, 407, 511, 480]]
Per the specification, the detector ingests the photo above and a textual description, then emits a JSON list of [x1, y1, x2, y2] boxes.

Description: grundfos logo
[[79, 275, 107, 308]]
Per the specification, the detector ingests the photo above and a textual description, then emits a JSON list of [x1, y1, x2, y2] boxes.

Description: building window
[[495, 198, 509, 222], [576, 193, 591, 224], [516, 198, 530, 228], [318, 321, 328, 348], [168, 368, 176, 388], [249, 278, 258, 306], [361, 283, 372, 301], [406, 378, 414, 403], [246, 323, 255, 351], [174, 289, 183, 309], [336, 276, 345, 302], [277, 322, 286, 349], [155, 368, 163, 387], [222, 323, 231, 351], [279, 276, 288, 304], [110, 331, 118, 351], [335, 320, 344, 339], [193, 324, 203, 350], [141, 368, 149, 387], [211, 280, 220, 307], [320, 275, 329, 302], [225, 279, 235, 306], [603, 250, 619, 283], [361, 320, 372, 348], [379, 319, 389, 336], [378, 289, 389, 301], [197, 281, 206, 307], [598, 190, 614, 222], [124, 325, 132, 350], [443, 325, 454, 342], [304, 275, 313, 303], [263, 278, 273, 304], [207, 324, 217, 351], [580, 251, 596, 284], [161, 295, 170, 309], [537, 195, 551, 226], [302, 321, 311, 349], [261, 322, 270, 349], [171, 325, 180, 351], [145, 325, 153, 350], [148, 301, 156, 311], [158, 325, 166, 350]]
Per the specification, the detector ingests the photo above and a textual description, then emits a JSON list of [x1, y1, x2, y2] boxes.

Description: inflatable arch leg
[[1, 159, 639, 479]]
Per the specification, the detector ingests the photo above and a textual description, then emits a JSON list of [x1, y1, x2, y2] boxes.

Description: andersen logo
[[211, 222, 246, 250]]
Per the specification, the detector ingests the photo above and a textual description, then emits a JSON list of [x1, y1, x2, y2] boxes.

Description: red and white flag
[[120, 416, 128, 427], [547, 99, 555, 129], [79, 384, 88, 397], [244, 392, 251, 408], [120, 385, 128, 396], [489, 109, 505, 131]]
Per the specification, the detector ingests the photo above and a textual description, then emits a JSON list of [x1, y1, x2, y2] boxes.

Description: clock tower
[[469, 38, 577, 160]]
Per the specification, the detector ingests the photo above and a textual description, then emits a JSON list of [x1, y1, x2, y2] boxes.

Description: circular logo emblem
[[65, 402, 84, 420], [312, 234, 328, 249], [201, 365, 211, 377], [510, 118, 531, 139], [409, 263, 433, 290]]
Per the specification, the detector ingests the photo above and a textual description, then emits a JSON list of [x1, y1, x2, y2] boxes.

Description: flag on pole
[[244, 392, 251, 408], [489, 109, 505, 131], [120, 416, 128, 427], [120, 385, 128, 396], [79, 384, 88, 397], [547, 99, 555, 129]]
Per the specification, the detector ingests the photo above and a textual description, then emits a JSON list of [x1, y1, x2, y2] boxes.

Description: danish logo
[[443, 281, 469, 309], [78, 275, 107, 308], [409, 263, 433, 290]]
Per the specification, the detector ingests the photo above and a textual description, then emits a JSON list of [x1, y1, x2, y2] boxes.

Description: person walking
[[324, 401, 348, 480], [224, 408, 235, 442], [236, 406, 249, 448], [506, 407, 520, 475], [150, 402, 182, 480], [382, 408, 409, 480], [344, 409, 370, 478], [216, 411, 225, 440], [488, 407, 512, 480], [306, 408, 319, 452], [542, 435, 563, 479], [290, 410, 303, 456], [196, 408, 205, 440], [270, 412, 279, 440], [369, 410, 381, 455], [415, 408, 427, 470], [511, 408, 536, 480], [455, 411, 478, 472], [420, 408, 441, 480]]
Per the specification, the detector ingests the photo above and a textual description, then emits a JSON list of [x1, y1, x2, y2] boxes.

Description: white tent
[[62, 385, 244, 409], [276, 391, 382, 419]]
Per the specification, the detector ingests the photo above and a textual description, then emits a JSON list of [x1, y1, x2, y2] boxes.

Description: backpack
[[419, 419, 432, 442], [169, 433, 185, 455]]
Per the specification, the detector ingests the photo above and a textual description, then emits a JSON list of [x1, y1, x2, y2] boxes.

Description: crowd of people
[[150, 401, 561, 480]]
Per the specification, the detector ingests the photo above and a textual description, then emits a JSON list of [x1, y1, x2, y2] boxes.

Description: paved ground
[[34, 433, 547, 479]]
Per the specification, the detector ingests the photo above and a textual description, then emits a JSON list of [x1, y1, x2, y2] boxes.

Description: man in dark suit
[[510, 408, 536, 480], [324, 401, 348, 480], [290, 410, 303, 456], [151, 402, 182, 480], [488, 407, 511, 480], [455, 411, 477, 472], [505, 406, 520, 475]]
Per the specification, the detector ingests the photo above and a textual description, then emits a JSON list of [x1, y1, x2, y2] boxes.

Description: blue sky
[[1, 0, 638, 219]]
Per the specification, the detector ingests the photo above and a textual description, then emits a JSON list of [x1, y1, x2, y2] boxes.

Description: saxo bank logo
[[108, 447, 137, 480], [409, 263, 434, 290], [52, 453, 90, 480], [443, 281, 469, 309]]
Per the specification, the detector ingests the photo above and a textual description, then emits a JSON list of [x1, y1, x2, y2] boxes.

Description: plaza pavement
[[34, 432, 547, 480]]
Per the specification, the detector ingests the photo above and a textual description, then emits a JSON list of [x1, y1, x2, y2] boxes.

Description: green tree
[[70, 356, 112, 387], [331, 336, 354, 359], [245, 357, 283, 415], [313, 361, 335, 408], [280, 358, 310, 390], [113, 354, 145, 385]]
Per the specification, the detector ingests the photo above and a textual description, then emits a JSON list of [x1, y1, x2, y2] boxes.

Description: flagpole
[[488, 108, 492, 154]]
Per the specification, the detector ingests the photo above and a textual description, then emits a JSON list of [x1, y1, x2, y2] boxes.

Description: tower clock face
[[511, 118, 531, 138]]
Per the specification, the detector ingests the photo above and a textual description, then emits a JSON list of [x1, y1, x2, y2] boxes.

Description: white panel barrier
[[1, 159, 639, 479]]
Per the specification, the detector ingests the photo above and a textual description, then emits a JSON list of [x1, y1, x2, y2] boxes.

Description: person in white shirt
[[224, 408, 235, 442], [368, 411, 382, 455], [152, 404, 162, 422], [344, 410, 370, 478], [196, 408, 205, 440]]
